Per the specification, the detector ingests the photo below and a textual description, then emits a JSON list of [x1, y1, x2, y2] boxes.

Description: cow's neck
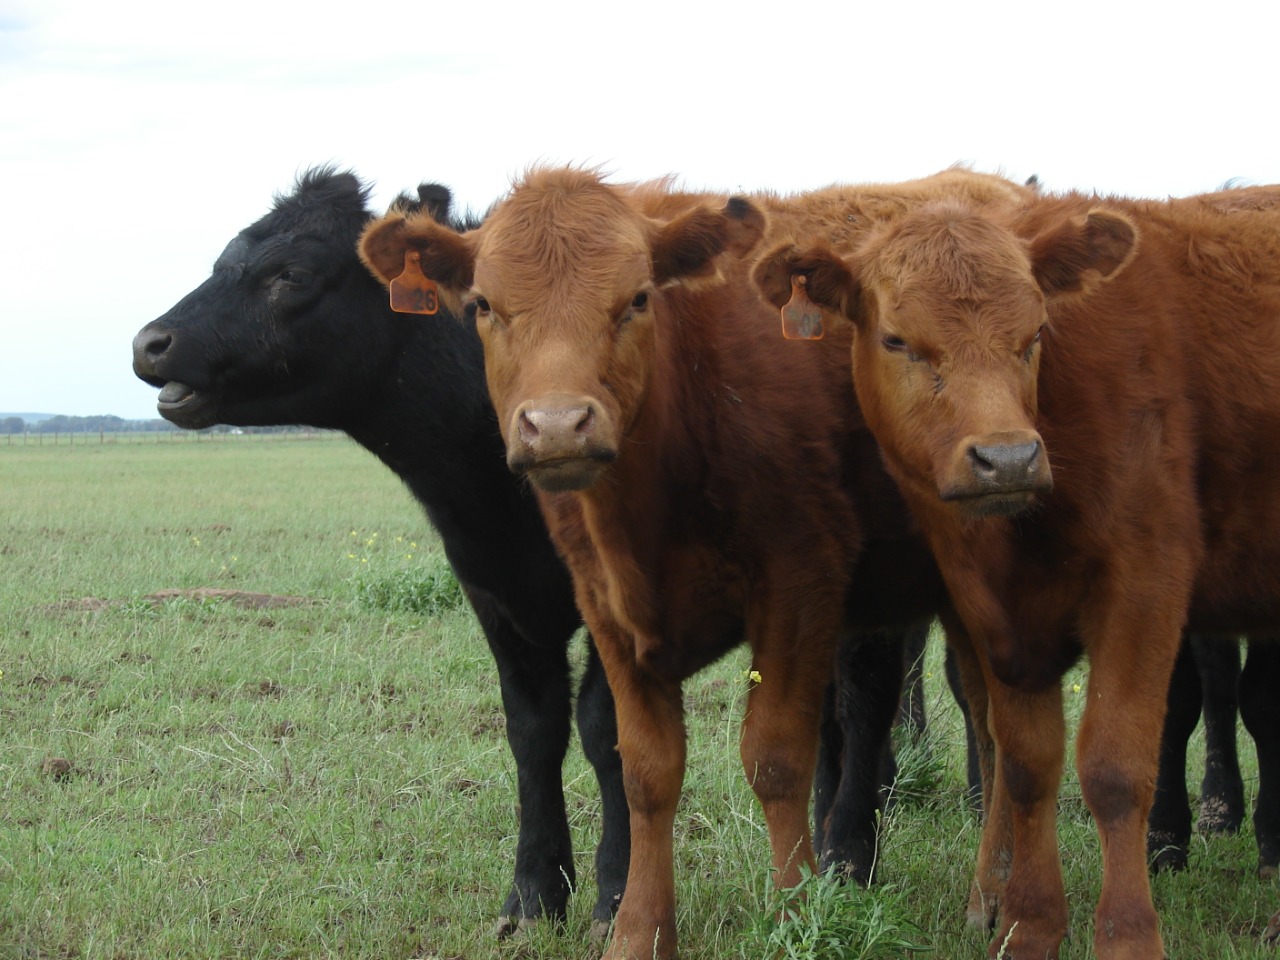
[[342, 307, 487, 473], [914, 493, 1084, 689], [339, 307, 549, 569], [569, 299, 726, 657]]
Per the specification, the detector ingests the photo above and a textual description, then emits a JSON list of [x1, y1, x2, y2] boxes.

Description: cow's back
[[1017, 190, 1280, 632], [1167, 192, 1280, 626]]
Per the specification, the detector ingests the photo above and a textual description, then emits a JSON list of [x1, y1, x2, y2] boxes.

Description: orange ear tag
[[389, 250, 440, 315], [780, 274, 824, 340]]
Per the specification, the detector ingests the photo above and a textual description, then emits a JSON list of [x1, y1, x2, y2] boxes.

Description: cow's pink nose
[[518, 404, 596, 447]]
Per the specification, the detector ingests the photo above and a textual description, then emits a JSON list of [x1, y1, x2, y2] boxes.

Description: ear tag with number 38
[[389, 249, 440, 315], [780, 274, 824, 340]]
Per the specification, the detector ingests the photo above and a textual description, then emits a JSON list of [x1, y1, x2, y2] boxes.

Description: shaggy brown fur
[[754, 183, 1280, 960]]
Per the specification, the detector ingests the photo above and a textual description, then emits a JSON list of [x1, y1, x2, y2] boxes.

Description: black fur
[[133, 167, 626, 930]]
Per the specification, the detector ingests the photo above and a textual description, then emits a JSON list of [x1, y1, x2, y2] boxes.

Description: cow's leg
[[982, 675, 1067, 960], [1239, 639, 1280, 877], [1191, 634, 1244, 836], [741, 665, 823, 894], [816, 627, 908, 884], [944, 642, 983, 808], [741, 594, 840, 896], [813, 679, 842, 866], [576, 636, 630, 933], [469, 597, 576, 935], [1077, 616, 1179, 960], [1147, 636, 1200, 872], [598, 657, 686, 960], [898, 621, 929, 741], [1265, 907, 1280, 945], [944, 621, 1006, 930]]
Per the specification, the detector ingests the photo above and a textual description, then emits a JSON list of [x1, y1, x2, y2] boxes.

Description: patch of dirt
[[470, 709, 506, 738], [254, 679, 285, 698], [46, 588, 319, 613], [145, 588, 317, 609], [40, 757, 74, 781], [45, 597, 114, 613]]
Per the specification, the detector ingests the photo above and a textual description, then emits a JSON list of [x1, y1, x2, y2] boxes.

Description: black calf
[[132, 169, 625, 932]]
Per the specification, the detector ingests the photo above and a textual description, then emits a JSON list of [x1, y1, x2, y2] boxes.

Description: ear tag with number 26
[[389, 249, 440, 315], [780, 274, 824, 340]]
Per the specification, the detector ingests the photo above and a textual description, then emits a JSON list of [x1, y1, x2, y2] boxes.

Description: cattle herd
[[133, 164, 1280, 960]]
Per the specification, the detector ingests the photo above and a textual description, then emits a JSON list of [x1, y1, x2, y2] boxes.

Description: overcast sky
[[2, 0, 1277, 420]]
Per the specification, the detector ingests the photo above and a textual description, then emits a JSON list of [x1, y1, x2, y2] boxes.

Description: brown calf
[[755, 184, 1280, 959], [357, 168, 1030, 958]]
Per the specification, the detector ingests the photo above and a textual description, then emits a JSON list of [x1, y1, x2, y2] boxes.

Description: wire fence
[[1, 429, 340, 447]]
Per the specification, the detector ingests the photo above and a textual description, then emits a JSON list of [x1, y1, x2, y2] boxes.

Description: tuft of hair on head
[[287, 164, 371, 209]]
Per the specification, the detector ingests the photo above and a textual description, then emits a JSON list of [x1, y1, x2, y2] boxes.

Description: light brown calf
[[755, 185, 1280, 960]]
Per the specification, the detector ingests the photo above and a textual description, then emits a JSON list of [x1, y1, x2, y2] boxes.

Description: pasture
[[1, 436, 1275, 958]]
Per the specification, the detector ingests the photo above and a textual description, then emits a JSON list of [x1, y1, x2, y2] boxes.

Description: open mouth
[[157, 381, 196, 409], [155, 381, 216, 428]]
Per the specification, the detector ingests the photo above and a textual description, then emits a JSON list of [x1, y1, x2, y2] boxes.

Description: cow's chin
[[156, 382, 219, 430], [521, 457, 612, 494], [943, 490, 1040, 520]]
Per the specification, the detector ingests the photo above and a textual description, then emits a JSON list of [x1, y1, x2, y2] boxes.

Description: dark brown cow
[[754, 184, 1280, 960], [357, 167, 1033, 959]]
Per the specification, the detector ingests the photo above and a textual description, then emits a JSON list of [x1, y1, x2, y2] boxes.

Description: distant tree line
[[0, 415, 324, 436]]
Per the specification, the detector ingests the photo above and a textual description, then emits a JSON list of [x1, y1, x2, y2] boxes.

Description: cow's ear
[[649, 196, 767, 286], [752, 242, 860, 322], [1029, 209, 1137, 300], [359, 211, 476, 290], [415, 183, 454, 224]]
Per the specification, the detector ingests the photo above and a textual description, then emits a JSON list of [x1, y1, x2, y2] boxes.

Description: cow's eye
[[1023, 326, 1043, 363], [882, 334, 909, 353], [467, 297, 502, 327], [277, 268, 311, 286], [630, 291, 649, 311]]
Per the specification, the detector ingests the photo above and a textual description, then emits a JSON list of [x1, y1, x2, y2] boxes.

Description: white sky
[[2, 0, 1277, 420]]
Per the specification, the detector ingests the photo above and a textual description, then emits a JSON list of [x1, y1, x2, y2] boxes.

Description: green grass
[[1, 436, 1277, 958]]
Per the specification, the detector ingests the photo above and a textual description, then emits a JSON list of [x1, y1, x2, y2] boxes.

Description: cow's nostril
[[969, 441, 1041, 484], [518, 410, 540, 443], [575, 406, 595, 435], [144, 333, 172, 359], [969, 445, 998, 478]]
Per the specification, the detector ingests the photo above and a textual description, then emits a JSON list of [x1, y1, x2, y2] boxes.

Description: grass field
[[2, 436, 1276, 958]]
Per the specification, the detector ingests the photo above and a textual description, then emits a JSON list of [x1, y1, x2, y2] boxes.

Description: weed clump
[[351, 559, 465, 616], [745, 865, 929, 959]]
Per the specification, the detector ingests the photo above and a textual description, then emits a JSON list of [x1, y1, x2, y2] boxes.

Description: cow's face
[[362, 169, 764, 493], [133, 171, 444, 430], [754, 203, 1135, 519]]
